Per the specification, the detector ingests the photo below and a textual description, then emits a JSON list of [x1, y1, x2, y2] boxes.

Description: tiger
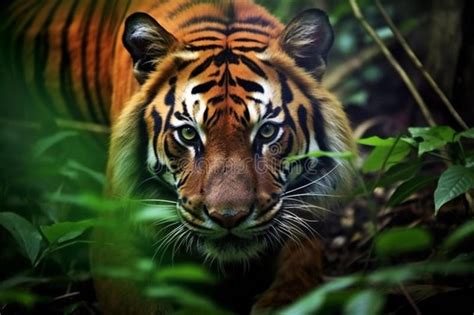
[[2, 0, 355, 314]]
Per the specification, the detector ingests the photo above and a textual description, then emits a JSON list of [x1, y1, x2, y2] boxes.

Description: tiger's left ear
[[280, 9, 334, 80], [123, 12, 177, 84]]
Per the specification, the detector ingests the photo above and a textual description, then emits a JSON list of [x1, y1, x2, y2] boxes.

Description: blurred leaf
[[40, 219, 95, 244], [133, 206, 179, 223], [0, 275, 49, 290], [145, 285, 218, 311], [32, 131, 79, 158], [343, 290, 385, 315], [434, 165, 474, 212], [375, 228, 432, 258], [376, 160, 421, 188], [388, 175, 437, 207], [456, 127, 474, 140], [409, 126, 456, 156], [442, 220, 474, 251], [65, 160, 106, 185], [362, 142, 411, 173], [0, 212, 43, 265], [279, 276, 361, 315], [0, 289, 38, 307], [155, 264, 215, 284]]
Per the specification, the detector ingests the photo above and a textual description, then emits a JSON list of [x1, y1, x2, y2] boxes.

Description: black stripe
[[191, 80, 216, 94], [238, 17, 275, 28], [230, 94, 245, 105], [31, 1, 60, 117], [165, 82, 176, 106], [189, 36, 222, 43], [189, 55, 214, 79], [189, 26, 227, 35], [239, 55, 267, 78], [236, 77, 264, 93], [151, 108, 162, 160], [233, 38, 266, 44], [187, 44, 223, 51], [208, 95, 225, 105], [233, 46, 267, 53], [180, 16, 228, 28], [246, 96, 263, 104], [81, 0, 99, 123], [297, 105, 310, 153], [60, 0, 84, 120], [229, 27, 270, 37]]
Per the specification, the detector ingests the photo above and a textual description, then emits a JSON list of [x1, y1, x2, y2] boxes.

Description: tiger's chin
[[199, 235, 269, 264]]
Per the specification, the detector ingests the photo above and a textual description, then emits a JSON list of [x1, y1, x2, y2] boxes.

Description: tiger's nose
[[207, 208, 250, 228]]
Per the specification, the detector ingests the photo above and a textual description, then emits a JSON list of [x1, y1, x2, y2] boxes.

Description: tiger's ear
[[123, 12, 176, 84], [280, 9, 334, 80]]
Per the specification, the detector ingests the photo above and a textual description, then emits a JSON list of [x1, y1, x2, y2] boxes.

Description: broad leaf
[[155, 264, 215, 284], [434, 165, 474, 212], [376, 160, 421, 188], [344, 290, 385, 315], [388, 175, 437, 207], [0, 212, 43, 265], [375, 227, 432, 258], [362, 142, 411, 173], [456, 128, 474, 140], [40, 219, 95, 244], [409, 126, 456, 156], [357, 136, 396, 146]]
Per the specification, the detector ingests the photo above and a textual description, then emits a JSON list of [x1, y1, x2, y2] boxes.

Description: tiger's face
[[113, 7, 353, 263]]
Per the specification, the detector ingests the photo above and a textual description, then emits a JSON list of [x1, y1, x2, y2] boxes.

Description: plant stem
[[375, 0, 469, 130], [349, 0, 437, 128]]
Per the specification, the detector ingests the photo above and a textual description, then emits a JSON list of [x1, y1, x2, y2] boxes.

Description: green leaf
[[388, 175, 437, 207], [409, 126, 456, 156], [344, 290, 385, 315], [375, 227, 432, 258], [155, 264, 215, 284], [279, 276, 361, 315], [434, 165, 474, 212], [0, 212, 43, 265], [65, 160, 106, 185], [362, 141, 412, 173], [285, 150, 354, 162], [357, 136, 396, 146], [40, 219, 95, 244], [0, 289, 38, 307], [144, 285, 218, 311], [409, 126, 456, 141], [32, 131, 79, 158], [456, 128, 474, 140], [376, 160, 421, 188], [442, 220, 474, 251]]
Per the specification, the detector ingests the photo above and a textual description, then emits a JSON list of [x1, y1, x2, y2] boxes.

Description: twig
[[399, 283, 422, 315], [325, 43, 383, 90], [349, 0, 437, 127], [375, 0, 469, 130]]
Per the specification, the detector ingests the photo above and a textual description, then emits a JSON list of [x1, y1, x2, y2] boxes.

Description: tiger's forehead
[[168, 48, 281, 130]]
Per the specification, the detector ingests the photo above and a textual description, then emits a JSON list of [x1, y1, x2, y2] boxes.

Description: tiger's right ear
[[123, 12, 176, 84]]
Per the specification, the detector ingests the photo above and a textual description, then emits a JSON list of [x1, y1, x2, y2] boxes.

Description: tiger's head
[[110, 4, 354, 263]]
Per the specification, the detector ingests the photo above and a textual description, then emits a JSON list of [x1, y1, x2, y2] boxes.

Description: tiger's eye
[[259, 123, 277, 140], [180, 126, 197, 142]]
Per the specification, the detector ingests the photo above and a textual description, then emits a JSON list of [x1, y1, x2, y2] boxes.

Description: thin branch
[[375, 0, 469, 130], [349, 0, 437, 127], [399, 283, 422, 315], [325, 43, 383, 90]]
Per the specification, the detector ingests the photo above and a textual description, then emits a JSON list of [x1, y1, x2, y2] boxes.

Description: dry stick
[[349, 0, 437, 127], [375, 0, 469, 130]]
